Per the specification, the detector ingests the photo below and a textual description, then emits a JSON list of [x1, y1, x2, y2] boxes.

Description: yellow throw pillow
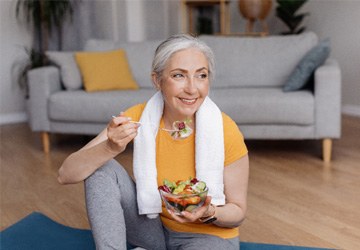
[[75, 49, 139, 92]]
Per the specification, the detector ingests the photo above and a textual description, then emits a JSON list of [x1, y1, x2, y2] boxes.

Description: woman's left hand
[[168, 196, 213, 223], [169, 155, 249, 227]]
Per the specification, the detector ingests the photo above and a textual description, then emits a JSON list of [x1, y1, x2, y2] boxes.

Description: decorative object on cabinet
[[238, 0, 272, 35]]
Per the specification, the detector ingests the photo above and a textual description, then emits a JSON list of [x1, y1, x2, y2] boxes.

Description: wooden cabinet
[[181, 0, 230, 35]]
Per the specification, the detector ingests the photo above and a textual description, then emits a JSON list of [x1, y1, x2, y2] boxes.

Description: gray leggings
[[85, 159, 239, 250]]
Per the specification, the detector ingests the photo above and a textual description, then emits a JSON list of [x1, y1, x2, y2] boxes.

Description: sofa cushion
[[84, 39, 162, 89], [200, 32, 318, 88], [49, 89, 156, 123], [283, 38, 331, 92], [210, 88, 314, 125], [46, 51, 82, 90], [75, 49, 139, 92]]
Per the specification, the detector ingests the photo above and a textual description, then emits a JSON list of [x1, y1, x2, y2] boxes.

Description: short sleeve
[[222, 112, 248, 166], [123, 103, 146, 122]]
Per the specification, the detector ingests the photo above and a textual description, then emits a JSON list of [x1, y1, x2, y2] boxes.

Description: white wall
[[304, 0, 360, 116], [0, 1, 32, 124]]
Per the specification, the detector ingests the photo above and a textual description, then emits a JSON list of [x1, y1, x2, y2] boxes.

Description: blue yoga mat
[[0, 212, 333, 250]]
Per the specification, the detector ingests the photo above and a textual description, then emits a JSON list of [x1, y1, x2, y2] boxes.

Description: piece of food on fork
[[111, 115, 141, 125]]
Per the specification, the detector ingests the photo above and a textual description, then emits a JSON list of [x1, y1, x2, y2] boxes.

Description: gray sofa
[[27, 32, 341, 161]]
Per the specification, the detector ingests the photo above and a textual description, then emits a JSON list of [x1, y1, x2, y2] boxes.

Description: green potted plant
[[276, 0, 309, 35], [15, 0, 75, 97]]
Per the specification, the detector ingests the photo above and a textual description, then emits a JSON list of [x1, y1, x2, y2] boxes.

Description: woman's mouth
[[179, 98, 197, 105]]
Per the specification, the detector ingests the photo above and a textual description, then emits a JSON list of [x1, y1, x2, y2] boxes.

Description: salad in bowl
[[158, 177, 208, 215]]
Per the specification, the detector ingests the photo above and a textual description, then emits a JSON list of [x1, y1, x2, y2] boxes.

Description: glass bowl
[[159, 187, 208, 215]]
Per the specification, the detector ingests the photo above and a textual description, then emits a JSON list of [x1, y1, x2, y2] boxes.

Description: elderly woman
[[58, 34, 249, 250]]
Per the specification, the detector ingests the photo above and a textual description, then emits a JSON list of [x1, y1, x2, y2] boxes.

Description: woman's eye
[[172, 73, 184, 78], [198, 73, 208, 79]]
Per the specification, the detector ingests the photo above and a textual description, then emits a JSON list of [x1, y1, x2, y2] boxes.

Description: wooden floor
[[1, 115, 360, 249]]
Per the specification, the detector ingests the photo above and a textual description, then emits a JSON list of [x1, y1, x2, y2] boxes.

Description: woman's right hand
[[58, 113, 140, 184], [106, 113, 141, 154]]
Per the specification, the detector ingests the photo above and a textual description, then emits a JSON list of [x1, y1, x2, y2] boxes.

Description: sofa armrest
[[314, 58, 341, 138], [27, 66, 62, 132]]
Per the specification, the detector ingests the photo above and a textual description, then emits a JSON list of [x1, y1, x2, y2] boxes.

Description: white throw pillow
[[46, 51, 82, 90]]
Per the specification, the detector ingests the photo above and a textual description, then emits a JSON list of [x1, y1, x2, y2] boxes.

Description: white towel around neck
[[133, 91, 225, 218]]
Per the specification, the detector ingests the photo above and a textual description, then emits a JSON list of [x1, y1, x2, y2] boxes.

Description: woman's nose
[[184, 77, 197, 93]]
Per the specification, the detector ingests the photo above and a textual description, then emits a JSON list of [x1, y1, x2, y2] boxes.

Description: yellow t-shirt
[[124, 103, 248, 239]]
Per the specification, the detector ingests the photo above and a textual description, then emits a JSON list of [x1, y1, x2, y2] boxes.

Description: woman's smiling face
[[153, 48, 210, 122]]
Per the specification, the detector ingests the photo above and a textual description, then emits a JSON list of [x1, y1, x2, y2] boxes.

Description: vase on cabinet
[[238, 0, 272, 34]]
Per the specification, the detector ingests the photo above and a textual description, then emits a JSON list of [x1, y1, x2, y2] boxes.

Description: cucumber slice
[[195, 181, 206, 192], [173, 183, 186, 194]]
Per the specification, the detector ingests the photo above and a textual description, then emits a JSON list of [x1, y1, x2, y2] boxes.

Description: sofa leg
[[42, 132, 50, 153], [322, 138, 332, 163]]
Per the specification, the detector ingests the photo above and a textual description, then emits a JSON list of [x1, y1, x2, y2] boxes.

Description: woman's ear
[[152, 73, 161, 90]]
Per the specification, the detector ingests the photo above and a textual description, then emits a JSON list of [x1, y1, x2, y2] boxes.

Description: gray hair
[[152, 34, 215, 81]]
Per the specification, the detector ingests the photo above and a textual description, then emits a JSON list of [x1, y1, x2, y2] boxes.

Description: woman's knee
[[84, 160, 124, 208], [85, 159, 125, 185], [98, 159, 125, 175], [85, 159, 135, 202]]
